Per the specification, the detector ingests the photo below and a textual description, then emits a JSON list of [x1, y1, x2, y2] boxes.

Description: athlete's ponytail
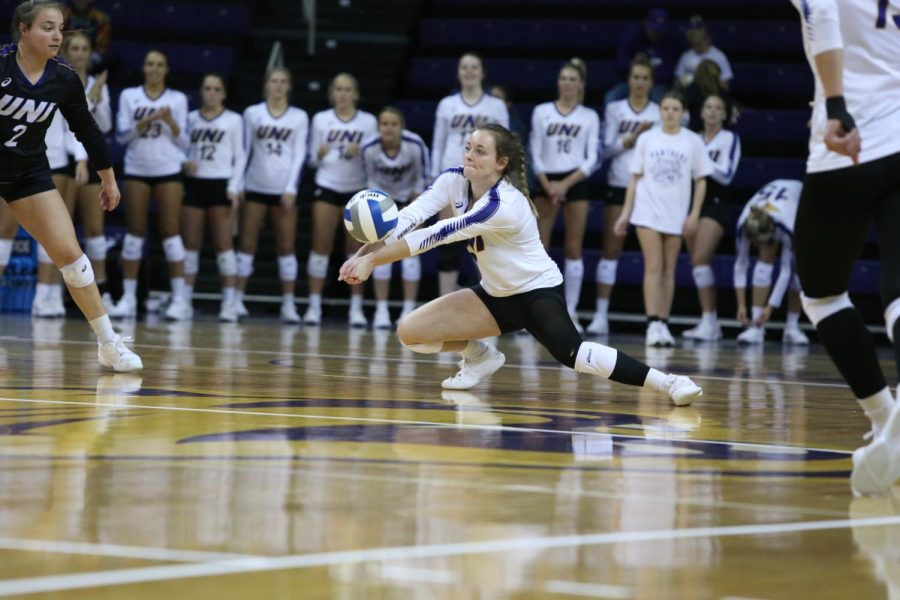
[[477, 122, 537, 217]]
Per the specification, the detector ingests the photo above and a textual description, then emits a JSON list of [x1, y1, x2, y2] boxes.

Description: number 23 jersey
[[242, 102, 309, 196], [116, 86, 188, 177]]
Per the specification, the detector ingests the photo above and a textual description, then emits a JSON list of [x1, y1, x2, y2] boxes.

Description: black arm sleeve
[[58, 77, 111, 170]]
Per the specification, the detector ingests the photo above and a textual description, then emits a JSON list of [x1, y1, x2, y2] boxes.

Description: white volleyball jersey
[[45, 111, 86, 169], [529, 102, 601, 176], [185, 109, 246, 194], [792, 0, 900, 172], [630, 127, 713, 235], [733, 179, 803, 306], [243, 102, 309, 196], [360, 130, 430, 204], [84, 75, 112, 134], [308, 109, 377, 193], [603, 98, 661, 188], [389, 168, 563, 297], [116, 87, 188, 176], [703, 129, 741, 185], [431, 93, 509, 176]]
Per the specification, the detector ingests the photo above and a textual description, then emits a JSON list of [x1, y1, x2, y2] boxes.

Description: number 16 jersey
[[242, 102, 309, 196]]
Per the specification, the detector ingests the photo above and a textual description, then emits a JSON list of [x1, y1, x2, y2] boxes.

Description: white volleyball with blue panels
[[344, 189, 399, 243]]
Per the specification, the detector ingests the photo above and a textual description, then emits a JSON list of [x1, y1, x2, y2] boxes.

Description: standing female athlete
[[0, 0, 140, 370], [586, 57, 660, 335], [181, 74, 246, 322], [303, 73, 375, 327], [340, 123, 701, 406], [530, 58, 600, 331], [235, 67, 308, 323], [112, 49, 190, 320]]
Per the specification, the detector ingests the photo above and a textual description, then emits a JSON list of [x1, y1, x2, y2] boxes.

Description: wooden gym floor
[[0, 312, 896, 599]]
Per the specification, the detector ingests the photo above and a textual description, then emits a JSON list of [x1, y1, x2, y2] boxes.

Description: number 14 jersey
[[243, 102, 309, 196]]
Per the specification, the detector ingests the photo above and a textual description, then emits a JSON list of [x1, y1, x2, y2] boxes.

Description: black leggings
[[473, 284, 582, 367], [794, 152, 900, 305]]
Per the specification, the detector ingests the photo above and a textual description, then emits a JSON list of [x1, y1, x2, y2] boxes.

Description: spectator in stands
[[431, 53, 509, 298], [683, 59, 734, 131], [614, 91, 712, 347], [182, 74, 246, 323], [529, 58, 601, 331], [360, 106, 430, 329], [732, 180, 808, 345], [237, 67, 309, 323], [303, 73, 377, 327], [675, 16, 734, 90], [587, 57, 660, 336], [63, 0, 110, 70], [111, 50, 190, 321], [682, 94, 742, 341], [606, 7, 682, 105]]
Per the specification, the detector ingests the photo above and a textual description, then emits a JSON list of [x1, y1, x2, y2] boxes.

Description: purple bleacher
[[419, 19, 624, 52], [731, 157, 805, 191], [705, 21, 801, 55], [731, 63, 813, 99], [115, 41, 233, 75], [733, 109, 810, 145], [105, 1, 249, 34]]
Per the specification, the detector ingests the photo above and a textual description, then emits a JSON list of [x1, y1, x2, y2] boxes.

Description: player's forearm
[[814, 49, 844, 98]]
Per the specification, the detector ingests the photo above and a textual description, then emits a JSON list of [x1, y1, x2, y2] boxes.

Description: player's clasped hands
[[338, 254, 373, 284]]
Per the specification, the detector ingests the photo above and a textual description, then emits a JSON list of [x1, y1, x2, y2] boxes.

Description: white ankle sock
[[595, 298, 609, 317], [282, 293, 294, 305], [460, 340, 489, 361], [90, 314, 117, 344], [643, 368, 667, 391], [376, 300, 389, 312], [222, 287, 236, 304], [350, 294, 363, 312], [860, 387, 895, 436], [123, 279, 137, 299], [702, 311, 717, 324], [786, 311, 800, 329], [308, 293, 322, 310]]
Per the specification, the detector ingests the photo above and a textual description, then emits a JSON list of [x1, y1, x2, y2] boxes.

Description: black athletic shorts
[[0, 164, 57, 202], [700, 194, 737, 231], [244, 191, 282, 207], [50, 161, 75, 178], [472, 283, 567, 335], [313, 186, 356, 208], [795, 151, 900, 299], [67, 156, 102, 185], [603, 185, 626, 207], [124, 172, 183, 186], [184, 177, 230, 209], [537, 170, 591, 202]]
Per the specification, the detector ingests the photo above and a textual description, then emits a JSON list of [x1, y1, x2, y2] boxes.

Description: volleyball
[[343, 189, 399, 243]]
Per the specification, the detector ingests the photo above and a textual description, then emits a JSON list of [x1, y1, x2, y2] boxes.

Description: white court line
[[379, 565, 457, 584], [0, 537, 257, 563], [0, 516, 897, 597], [0, 334, 851, 390], [544, 580, 633, 598], [0, 396, 854, 456]]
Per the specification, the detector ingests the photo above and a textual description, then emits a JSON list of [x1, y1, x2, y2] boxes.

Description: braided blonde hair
[[477, 122, 537, 217]]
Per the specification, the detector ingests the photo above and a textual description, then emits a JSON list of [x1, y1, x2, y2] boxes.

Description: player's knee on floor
[[60, 253, 94, 288], [801, 292, 854, 327]]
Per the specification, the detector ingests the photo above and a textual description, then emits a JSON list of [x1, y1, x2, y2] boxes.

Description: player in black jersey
[[0, 0, 140, 370]]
